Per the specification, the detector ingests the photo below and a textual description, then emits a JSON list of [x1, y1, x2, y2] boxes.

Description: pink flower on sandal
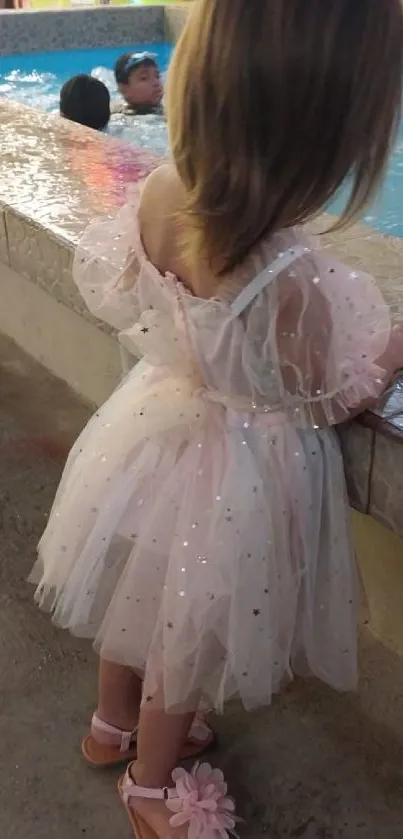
[[166, 762, 238, 839]]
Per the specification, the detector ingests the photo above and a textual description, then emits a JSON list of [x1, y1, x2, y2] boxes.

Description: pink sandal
[[118, 760, 239, 839], [82, 713, 216, 768]]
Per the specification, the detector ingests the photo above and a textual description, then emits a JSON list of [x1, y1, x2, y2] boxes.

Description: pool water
[[331, 136, 403, 240], [0, 43, 171, 155], [1, 43, 403, 238]]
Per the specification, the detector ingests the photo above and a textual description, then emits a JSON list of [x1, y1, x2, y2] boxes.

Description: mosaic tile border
[[0, 5, 165, 55], [1, 206, 103, 328]]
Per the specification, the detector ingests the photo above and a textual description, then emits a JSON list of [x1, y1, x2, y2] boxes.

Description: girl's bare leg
[[136, 700, 194, 786], [97, 658, 142, 731], [128, 688, 196, 839]]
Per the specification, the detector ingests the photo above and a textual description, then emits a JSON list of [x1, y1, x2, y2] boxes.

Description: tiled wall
[[0, 5, 165, 55], [164, 3, 189, 41], [3, 209, 81, 317]]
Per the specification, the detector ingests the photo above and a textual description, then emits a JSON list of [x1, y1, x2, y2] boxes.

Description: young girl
[[32, 1, 403, 837]]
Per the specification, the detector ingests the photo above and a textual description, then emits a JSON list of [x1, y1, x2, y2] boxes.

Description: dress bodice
[[74, 193, 392, 427]]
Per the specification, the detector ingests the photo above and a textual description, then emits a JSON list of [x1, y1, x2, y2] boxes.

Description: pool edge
[[0, 4, 166, 56]]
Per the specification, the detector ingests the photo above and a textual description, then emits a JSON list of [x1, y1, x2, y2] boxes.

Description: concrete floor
[[1, 333, 403, 839]]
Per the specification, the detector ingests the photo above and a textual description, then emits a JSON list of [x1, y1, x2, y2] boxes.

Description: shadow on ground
[[1, 334, 403, 839]]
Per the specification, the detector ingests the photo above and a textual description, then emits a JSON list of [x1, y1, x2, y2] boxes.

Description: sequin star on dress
[[31, 192, 391, 712]]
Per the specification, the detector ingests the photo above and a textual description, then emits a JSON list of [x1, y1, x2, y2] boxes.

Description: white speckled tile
[[4, 209, 116, 334], [5, 210, 78, 307], [0, 6, 165, 55], [165, 4, 190, 41]]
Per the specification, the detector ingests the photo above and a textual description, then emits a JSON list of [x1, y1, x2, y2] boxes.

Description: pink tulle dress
[[31, 194, 391, 712]]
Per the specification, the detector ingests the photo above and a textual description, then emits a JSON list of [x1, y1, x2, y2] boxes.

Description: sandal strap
[[92, 713, 138, 753], [122, 763, 176, 804], [91, 713, 210, 752]]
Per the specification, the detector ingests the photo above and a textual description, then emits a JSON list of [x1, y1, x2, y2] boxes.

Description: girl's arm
[[276, 259, 403, 427], [72, 181, 154, 329]]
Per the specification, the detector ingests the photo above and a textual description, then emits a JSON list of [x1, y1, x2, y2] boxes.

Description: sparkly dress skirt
[[31, 360, 358, 712]]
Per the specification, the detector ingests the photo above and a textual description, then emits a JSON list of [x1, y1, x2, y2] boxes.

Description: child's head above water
[[60, 75, 110, 131], [166, 0, 403, 275], [114, 52, 163, 112]]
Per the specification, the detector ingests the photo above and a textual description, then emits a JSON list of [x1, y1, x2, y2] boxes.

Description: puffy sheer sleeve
[[73, 191, 143, 331], [272, 247, 398, 426]]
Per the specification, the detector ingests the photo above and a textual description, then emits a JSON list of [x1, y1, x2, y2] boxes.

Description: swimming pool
[[1, 42, 403, 238], [0, 43, 171, 155]]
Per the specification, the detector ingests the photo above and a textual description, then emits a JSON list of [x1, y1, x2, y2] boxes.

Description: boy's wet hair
[[167, 0, 403, 275], [60, 75, 111, 131], [114, 52, 157, 86]]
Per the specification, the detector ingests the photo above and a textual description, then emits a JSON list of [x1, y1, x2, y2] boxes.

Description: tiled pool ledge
[[0, 4, 166, 54], [0, 98, 402, 540], [0, 3, 189, 56]]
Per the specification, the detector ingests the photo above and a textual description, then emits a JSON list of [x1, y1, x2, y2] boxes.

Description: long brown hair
[[166, 0, 403, 275]]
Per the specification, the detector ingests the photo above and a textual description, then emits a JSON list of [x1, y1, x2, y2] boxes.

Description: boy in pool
[[113, 52, 163, 115], [60, 75, 111, 131]]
